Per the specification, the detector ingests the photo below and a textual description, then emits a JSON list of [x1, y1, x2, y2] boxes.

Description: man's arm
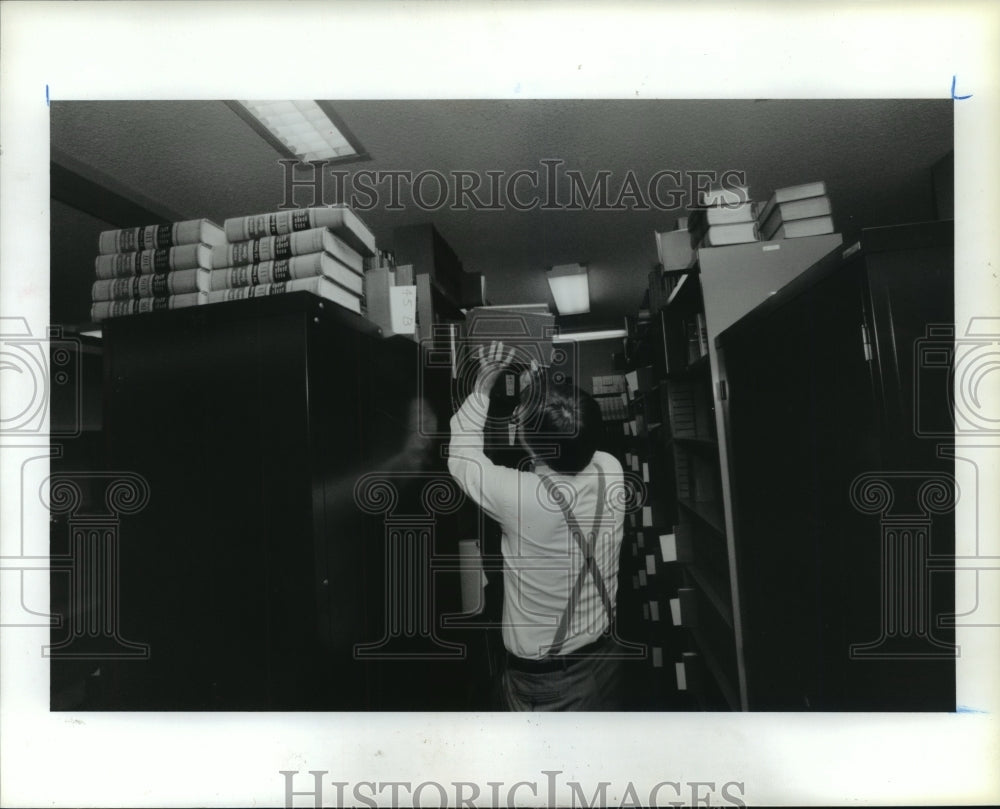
[[447, 343, 521, 523]]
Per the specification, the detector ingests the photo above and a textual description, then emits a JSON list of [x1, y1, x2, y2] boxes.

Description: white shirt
[[447, 390, 625, 659]]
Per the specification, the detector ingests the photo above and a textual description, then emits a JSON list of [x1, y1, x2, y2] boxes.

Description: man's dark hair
[[521, 379, 603, 475]]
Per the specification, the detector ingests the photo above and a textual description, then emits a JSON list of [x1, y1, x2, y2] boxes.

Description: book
[[94, 243, 213, 279], [223, 206, 376, 257], [767, 215, 835, 240], [205, 276, 362, 314], [98, 219, 225, 254], [91, 268, 208, 302], [654, 228, 694, 271], [388, 286, 417, 336], [690, 201, 756, 228], [462, 305, 556, 369], [668, 380, 697, 436], [697, 184, 751, 207], [211, 226, 363, 274], [363, 248, 396, 272], [208, 251, 363, 296], [698, 221, 759, 247], [766, 195, 832, 223], [365, 271, 417, 337], [695, 312, 709, 357], [90, 292, 205, 321], [757, 181, 828, 227], [364, 267, 419, 337], [759, 196, 832, 240]]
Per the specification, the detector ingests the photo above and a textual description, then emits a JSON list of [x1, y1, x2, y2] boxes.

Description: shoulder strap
[[537, 463, 614, 655]]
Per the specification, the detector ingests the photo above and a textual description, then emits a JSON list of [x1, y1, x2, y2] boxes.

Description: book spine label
[[138, 297, 170, 313], [216, 282, 286, 301], [264, 260, 291, 283], [96, 247, 202, 278], [224, 259, 299, 287], [101, 221, 214, 253], [146, 249, 172, 274], [240, 211, 312, 239], [229, 233, 295, 266], [141, 224, 175, 251], [91, 293, 201, 320], [105, 224, 175, 253], [94, 252, 141, 278], [95, 275, 172, 300], [103, 300, 139, 318]]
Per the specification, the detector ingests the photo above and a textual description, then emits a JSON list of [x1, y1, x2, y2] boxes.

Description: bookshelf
[[617, 287, 691, 708], [627, 233, 844, 710]]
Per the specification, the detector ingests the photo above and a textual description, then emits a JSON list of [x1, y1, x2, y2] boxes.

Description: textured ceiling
[[51, 99, 952, 329]]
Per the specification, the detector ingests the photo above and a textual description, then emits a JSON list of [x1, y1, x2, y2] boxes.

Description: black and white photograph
[[1, 2, 998, 807]]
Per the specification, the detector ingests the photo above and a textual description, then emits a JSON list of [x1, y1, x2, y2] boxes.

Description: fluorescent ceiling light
[[229, 100, 367, 163], [553, 329, 628, 343], [546, 263, 590, 315]]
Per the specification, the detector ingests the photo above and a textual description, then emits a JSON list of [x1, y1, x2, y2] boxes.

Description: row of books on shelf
[[88, 207, 434, 338], [618, 429, 695, 693], [666, 379, 714, 439], [683, 313, 709, 365], [627, 523, 687, 566], [653, 180, 836, 268], [595, 394, 629, 422], [624, 522, 700, 690], [641, 644, 700, 694], [626, 516, 725, 694], [623, 451, 653, 484], [591, 373, 627, 395]]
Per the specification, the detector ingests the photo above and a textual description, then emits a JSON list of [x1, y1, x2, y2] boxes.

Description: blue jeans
[[500, 641, 625, 711]]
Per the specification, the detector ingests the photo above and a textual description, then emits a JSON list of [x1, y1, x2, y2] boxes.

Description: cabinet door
[[723, 261, 881, 709], [722, 238, 956, 711], [104, 308, 324, 708], [866, 242, 954, 466]]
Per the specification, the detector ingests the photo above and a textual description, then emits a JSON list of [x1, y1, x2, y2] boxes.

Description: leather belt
[[505, 635, 617, 674]]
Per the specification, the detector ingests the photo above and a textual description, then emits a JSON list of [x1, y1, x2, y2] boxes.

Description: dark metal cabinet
[[95, 293, 471, 709], [717, 222, 955, 711]]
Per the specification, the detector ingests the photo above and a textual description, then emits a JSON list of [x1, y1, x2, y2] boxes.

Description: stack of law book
[[209, 206, 376, 314], [89, 219, 223, 321], [687, 185, 760, 248], [756, 181, 834, 240]]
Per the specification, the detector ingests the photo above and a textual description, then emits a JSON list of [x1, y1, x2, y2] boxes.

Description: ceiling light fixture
[[227, 100, 368, 164], [546, 263, 590, 315], [552, 328, 628, 343]]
